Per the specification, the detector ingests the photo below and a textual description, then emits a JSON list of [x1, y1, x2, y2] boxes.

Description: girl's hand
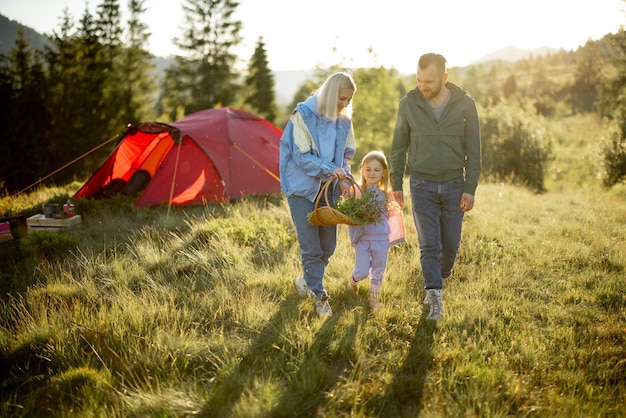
[[339, 180, 352, 197], [391, 191, 404, 207]]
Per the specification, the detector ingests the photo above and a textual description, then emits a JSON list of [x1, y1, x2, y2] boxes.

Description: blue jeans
[[409, 175, 465, 290], [287, 195, 337, 297]]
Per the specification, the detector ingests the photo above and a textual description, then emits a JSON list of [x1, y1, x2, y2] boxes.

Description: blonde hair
[[359, 150, 389, 192], [315, 72, 356, 121]]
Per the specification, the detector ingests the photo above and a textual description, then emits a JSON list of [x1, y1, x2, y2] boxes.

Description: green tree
[[351, 66, 406, 162], [96, 0, 123, 61], [530, 67, 556, 116], [167, 0, 242, 114], [157, 63, 189, 122], [568, 40, 601, 114], [0, 29, 52, 193], [45, 6, 111, 179], [96, 0, 126, 132], [503, 74, 517, 99], [462, 65, 488, 106], [480, 102, 553, 192], [119, 0, 156, 123], [599, 27, 626, 186], [244, 37, 278, 123]]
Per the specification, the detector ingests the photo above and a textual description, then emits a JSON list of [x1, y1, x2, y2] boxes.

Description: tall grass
[[1, 115, 625, 417]]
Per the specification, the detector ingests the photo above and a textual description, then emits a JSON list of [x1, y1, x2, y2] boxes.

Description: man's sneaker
[[347, 276, 358, 292], [426, 289, 444, 321], [423, 280, 444, 306], [316, 295, 332, 317], [294, 276, 315, 299]]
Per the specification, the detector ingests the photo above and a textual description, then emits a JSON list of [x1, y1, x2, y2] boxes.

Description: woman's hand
[[332, 167, 347, 179]]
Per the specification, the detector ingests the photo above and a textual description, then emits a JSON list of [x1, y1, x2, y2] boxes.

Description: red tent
[[75, 107, 282, 208]]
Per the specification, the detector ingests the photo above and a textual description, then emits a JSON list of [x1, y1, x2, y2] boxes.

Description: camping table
[[27, 214, 82, 234]]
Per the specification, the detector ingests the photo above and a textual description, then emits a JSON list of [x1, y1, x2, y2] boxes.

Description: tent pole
[[167, 138, 183, 218]]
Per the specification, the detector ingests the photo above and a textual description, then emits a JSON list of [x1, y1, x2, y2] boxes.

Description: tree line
[[0, 0, 277, 195], [1, 0, 625, 197]]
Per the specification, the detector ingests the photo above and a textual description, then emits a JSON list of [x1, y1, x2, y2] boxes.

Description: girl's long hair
[[359, 150, 390, 193], [315, 72, 356, 121]]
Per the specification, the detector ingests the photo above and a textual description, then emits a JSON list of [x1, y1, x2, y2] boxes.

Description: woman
[[279, 72, 357, 317]]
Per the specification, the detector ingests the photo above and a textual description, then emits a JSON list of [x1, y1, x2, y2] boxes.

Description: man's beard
[[421, 81, 442, 100]]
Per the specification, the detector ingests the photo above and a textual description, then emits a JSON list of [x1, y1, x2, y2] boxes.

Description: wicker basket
[[309, 177, 363, 226]]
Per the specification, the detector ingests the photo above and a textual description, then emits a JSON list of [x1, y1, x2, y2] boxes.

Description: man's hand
[[460, 193, 474, 212]]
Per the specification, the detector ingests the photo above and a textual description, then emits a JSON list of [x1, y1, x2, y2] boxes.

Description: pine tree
[[599, 28, 626, 186], [0, 66, 11, 192], [44, 5, 113, 178], [503, 74, 517, 99], [244, 37, 278, 123], [168, 0, 242, 114], [47, 9, 83, 165], [120, 0, 156, 123], [0, 29, 52, 192], [96, 0, 123, 61], [96, 0, 126, 132], [569, 40, 600, 114]]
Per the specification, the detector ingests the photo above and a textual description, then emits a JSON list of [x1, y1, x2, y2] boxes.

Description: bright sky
[[1, 0, 624, 72]]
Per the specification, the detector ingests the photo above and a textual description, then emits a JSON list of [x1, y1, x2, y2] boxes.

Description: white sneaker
[[426, 289, 444, 321], [423, 280, 444, 306], [316, 295, 332, 317], [294, 276, 315, 299], [369, 291, 380, 310]]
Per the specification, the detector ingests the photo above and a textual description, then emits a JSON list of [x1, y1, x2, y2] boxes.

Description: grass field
[[0, 114, 625, 417]]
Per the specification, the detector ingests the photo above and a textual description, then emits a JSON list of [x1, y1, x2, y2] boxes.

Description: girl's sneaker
[[369, 293, 380, 310], [347, 276, 358, 292]]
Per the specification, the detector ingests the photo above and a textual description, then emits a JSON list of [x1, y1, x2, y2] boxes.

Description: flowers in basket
[[333, 188, 387, 225]]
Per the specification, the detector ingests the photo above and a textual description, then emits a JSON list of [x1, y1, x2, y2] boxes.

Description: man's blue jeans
[[409, 175, 465, 290], [287, 195, 337, 297]]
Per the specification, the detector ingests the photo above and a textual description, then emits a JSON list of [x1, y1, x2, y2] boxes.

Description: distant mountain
[[471, 45, 560, 65], [0, 14, 53, 54]]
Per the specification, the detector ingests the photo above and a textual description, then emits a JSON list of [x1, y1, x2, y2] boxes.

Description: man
[[389, 53, 481, 321]]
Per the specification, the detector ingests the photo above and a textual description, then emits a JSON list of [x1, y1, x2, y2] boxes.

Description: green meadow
[[0, 113, 624, 417]]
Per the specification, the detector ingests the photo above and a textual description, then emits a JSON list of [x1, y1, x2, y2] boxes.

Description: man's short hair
[[419, 53, 447, 74]]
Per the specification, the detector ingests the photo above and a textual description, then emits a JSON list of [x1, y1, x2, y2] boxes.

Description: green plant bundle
[[334, 188, 386, 224]]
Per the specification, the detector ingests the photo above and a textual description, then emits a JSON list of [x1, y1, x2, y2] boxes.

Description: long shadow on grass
[[200, 294, 362, 417], [377, 310, 436, 417], [270, 306, 366, 417]]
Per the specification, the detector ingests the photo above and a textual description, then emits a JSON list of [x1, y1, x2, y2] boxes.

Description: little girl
[[347, 150, 401, 309]]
